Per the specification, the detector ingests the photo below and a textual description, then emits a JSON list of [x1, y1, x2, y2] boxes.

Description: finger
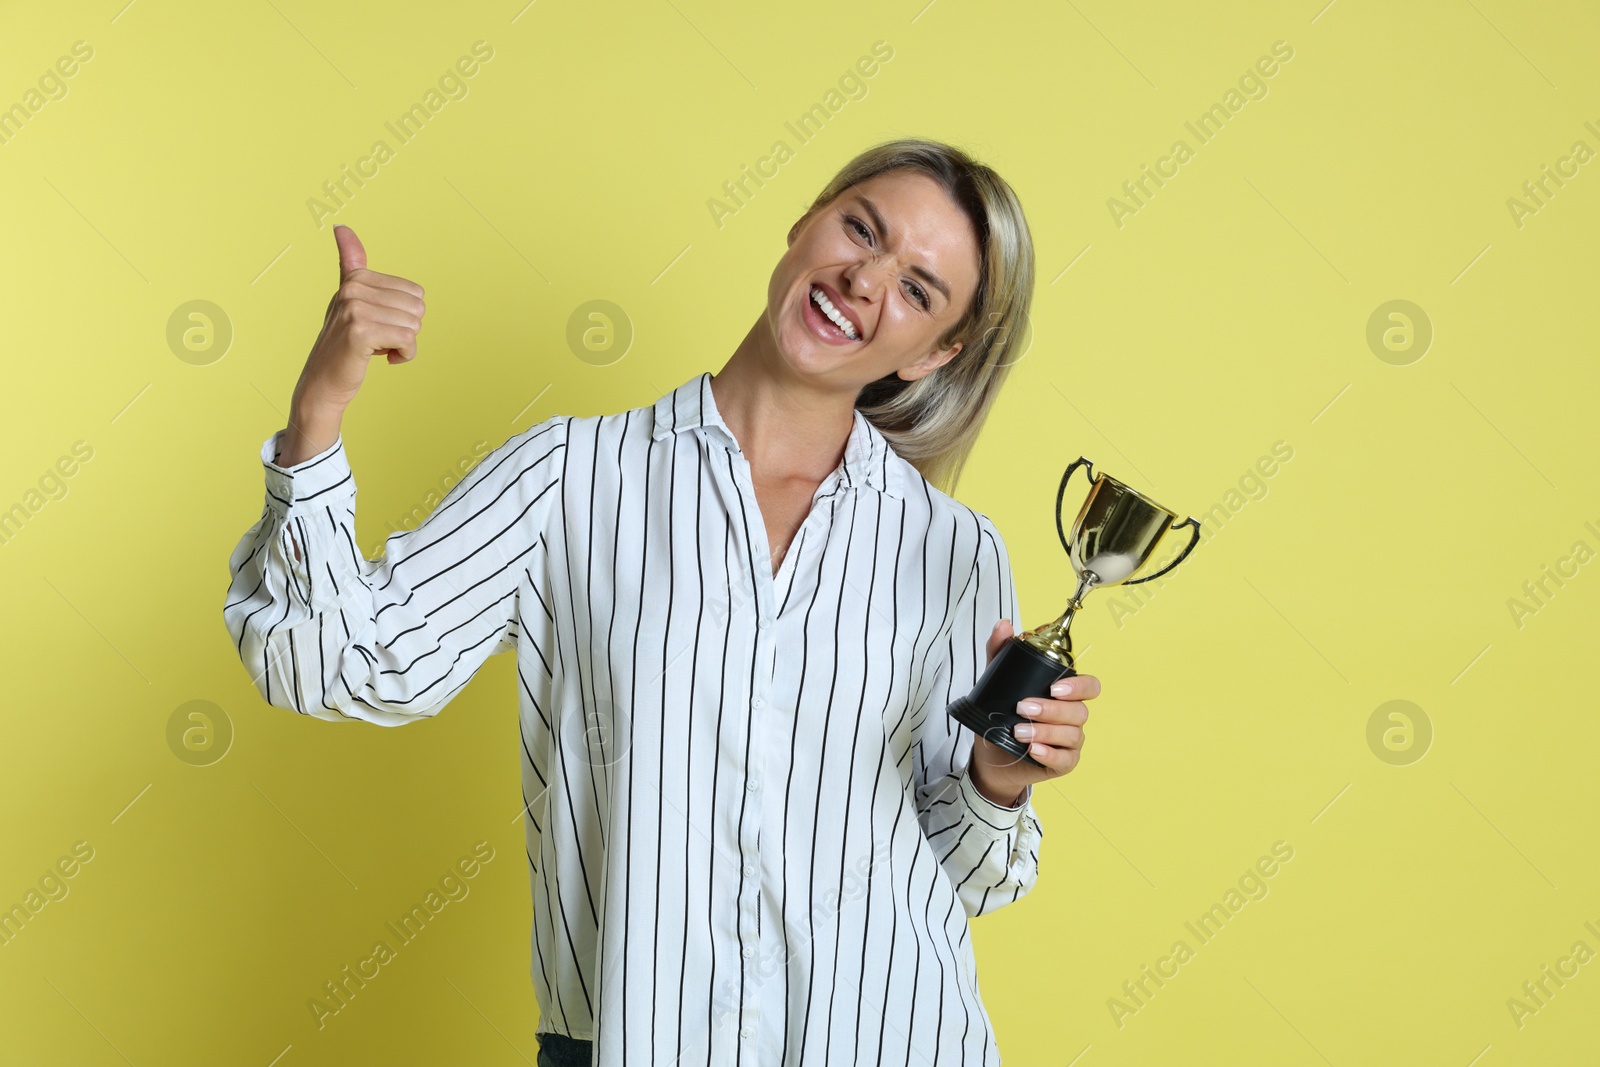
[[389, 328, 418, 363], [1014, 720, 1083, 751], [331, 225, 426, 300], [347, 268, 425, 301], [345, 313, 418, 362], [973, 732, 1032, 772], [1025, 739, 1081, 774], [1017, 697, 1088, 726], [1049, 673, 1101, 701], [334, 224, 367, 281], [342, 298, 422, 334], [339, 278, 425, 318], [985, 618, 1013, 664]]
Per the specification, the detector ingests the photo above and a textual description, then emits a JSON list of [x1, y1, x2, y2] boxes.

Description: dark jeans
[[536, 1031, 593, 1067]]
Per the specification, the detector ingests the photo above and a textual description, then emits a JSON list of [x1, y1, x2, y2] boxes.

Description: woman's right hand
[[277, 224, 426, 466]]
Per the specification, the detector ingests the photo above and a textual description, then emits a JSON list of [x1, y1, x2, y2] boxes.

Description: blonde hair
[[797, 138, 1035, 495]]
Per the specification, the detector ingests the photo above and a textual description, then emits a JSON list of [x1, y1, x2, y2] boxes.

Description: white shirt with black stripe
[[224, 370, 1043, 1066]]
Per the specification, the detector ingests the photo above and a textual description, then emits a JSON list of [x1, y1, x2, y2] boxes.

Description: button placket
[[721, 449, 777, 1026]]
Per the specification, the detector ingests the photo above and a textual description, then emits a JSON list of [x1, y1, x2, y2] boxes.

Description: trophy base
[[947, 636, 1075, 771], [949, 696, 1050, 768]]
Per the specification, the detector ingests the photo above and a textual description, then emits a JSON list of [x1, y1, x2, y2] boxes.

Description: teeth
[[810, 285, 858, 340]]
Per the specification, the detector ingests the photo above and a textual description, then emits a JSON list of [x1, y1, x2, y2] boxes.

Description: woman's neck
[[709, 347, 856, 485]]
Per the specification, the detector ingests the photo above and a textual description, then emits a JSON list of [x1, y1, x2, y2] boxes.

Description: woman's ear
[[897, 341, 962, 382]]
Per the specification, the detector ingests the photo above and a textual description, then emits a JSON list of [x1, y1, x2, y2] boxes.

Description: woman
[[224, 138, 1098, 1066]]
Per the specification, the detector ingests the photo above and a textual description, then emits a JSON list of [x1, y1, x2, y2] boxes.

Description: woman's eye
[[845, 214, 928, 310]]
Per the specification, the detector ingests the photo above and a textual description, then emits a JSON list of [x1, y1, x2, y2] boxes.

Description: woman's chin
[[774, 340, 857, 381]]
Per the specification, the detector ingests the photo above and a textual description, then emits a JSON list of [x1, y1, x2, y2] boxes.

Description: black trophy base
[[947, 635, 1076, 770]]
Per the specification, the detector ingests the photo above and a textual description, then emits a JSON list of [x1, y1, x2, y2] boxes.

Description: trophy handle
[[1123, 516, 1202, 585], [1054, 457, 1096, 555]]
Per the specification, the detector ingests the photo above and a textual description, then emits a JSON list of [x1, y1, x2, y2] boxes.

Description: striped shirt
[[223, 370, 1044, 1066]]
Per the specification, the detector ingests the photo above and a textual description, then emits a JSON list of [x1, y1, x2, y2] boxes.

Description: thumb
[[986, 618, 1013, 663], [333, 223, 367, 280]]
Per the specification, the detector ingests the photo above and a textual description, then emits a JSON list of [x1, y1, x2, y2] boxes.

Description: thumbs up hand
[[288, 225, 425, 422]]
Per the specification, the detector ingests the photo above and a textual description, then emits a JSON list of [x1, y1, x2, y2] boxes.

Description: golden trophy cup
[[948, 456, 1202, 767]]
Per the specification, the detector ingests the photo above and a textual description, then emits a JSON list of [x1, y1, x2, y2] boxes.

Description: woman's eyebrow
[[852, 194, 952, 305]]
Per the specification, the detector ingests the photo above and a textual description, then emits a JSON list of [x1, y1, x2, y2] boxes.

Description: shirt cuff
[[260, 430, 354, 513], [957, 765, 1033, 836]]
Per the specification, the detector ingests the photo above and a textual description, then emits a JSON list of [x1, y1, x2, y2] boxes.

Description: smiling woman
[[224, 137, 1050, 1067], [781, 139, 1037, 494]]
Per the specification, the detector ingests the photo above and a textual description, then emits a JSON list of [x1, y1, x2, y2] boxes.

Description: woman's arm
[[912, 511, 1043, 919], [222, 221, 567, 723], [222, 417, 566, 725]]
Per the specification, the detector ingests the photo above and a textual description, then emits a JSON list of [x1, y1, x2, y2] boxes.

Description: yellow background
[[2, 0, 1596, 1063]]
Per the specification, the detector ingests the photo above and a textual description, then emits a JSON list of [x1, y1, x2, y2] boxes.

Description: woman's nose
[[845, 258, 891, 297]]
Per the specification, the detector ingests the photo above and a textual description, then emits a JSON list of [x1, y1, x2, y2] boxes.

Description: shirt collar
[[651, 371, 903, 499]]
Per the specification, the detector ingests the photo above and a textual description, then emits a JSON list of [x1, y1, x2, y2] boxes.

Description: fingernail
[[1013, 722, 1036, 741], [1050, 680, 1071, 698], [1030, 743, 1048, 758], [1018, 700, 1041, 717]]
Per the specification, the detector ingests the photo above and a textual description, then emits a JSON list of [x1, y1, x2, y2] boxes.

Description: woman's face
[[766, 168, 981, 391]]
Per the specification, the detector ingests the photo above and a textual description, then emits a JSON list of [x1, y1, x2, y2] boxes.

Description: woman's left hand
[[967, 618, 1099, 806]]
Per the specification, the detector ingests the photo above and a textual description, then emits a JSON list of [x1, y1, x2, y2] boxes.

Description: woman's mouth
[[804, 284, 861, 344]]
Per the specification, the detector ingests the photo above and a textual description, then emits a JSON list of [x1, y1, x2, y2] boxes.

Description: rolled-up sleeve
[[912, 511, 1043, 918], [222, 417, 567, 726]]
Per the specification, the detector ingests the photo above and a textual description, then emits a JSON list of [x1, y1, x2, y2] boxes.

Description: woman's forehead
[[841, 174, 981, 297]]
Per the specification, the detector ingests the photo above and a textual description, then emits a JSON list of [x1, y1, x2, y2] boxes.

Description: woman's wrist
[[276, 398, 345, 467], [968, 758, 1025, 808]]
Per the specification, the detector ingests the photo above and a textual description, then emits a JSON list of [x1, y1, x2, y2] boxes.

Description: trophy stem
[[948, 569, 1101, 770], [1018, 570, 1100, 669]]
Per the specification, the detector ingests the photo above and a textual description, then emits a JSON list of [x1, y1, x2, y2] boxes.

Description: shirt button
[[747, 778, 759, 792], [760, 615, 773, 627], [743, 863, 755, 876], [740, 1026, 752, 1039], [752, 696, 764, 709], [742, 946, 754, 959]]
